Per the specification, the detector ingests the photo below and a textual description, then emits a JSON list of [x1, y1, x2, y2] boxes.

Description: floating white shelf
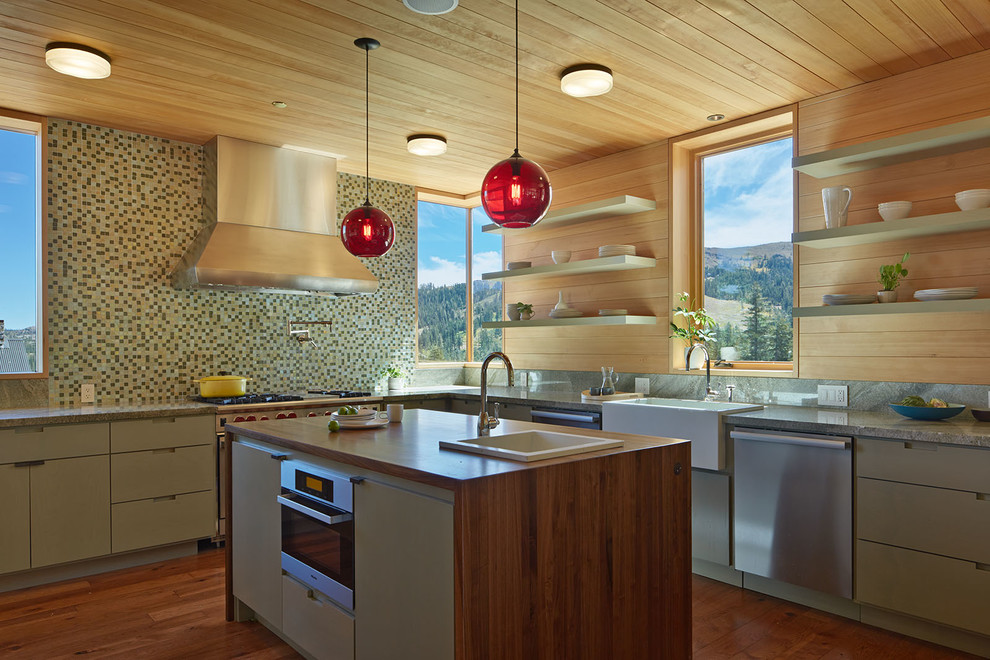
[[792, 116, 990, 178], [482, 255, 657, 281], [793, 298, 990, 318], [483, 315, 657, 329], [481, 195, 655, 234], [792, 208, 990, 249]]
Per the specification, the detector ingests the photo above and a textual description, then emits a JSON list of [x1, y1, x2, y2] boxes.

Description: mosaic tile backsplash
[[43, 119, 416, 405]]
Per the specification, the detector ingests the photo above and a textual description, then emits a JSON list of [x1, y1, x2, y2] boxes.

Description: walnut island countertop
[[225, 407, 687, 490]]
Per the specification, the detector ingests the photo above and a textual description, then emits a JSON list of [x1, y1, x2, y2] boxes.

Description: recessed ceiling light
[[707, 114, 726, 122], [406, 134, 447, 156], [271, 101, 287, 108], [560, 64, 613, 98], [45, 42, 111, 79], [402, 0, 458, 15]]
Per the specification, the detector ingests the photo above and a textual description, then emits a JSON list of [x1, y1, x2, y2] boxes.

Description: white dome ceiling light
[[402, 0, 458, 15], [560, 64, 613, 98], [406, 134, 447, 156], [45, 42, 111, 79]]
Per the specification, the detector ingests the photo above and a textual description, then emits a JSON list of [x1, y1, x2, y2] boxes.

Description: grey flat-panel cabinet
[[0, 464, 31, 574]]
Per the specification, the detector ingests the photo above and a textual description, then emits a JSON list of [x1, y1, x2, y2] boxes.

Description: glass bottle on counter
[[600, 366, 616, 396]]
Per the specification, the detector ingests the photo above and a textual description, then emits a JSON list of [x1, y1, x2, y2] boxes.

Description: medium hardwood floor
[[0, 548, 977, 659]]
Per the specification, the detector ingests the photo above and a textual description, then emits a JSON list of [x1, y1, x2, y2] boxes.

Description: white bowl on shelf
[[551, 250, 571, 264], [878, 201, 912, 221], [955, 189, 990, 211]]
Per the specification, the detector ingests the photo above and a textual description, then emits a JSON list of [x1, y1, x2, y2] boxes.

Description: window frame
[[668, 106, 798, 377], [414, 189, 502, 367], [0, 109, 46, 379]]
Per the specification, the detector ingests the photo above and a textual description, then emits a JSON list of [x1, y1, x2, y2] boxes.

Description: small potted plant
[[877, 252, 909, 303], [669, 292, 717, 369], [515, 302, 534, 321], [378, 366, 406, 391]]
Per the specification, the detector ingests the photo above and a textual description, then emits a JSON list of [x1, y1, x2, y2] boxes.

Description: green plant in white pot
[[877, 252, 909, 303], [669, 292, 717, 369], [379, 366, 406, 391]]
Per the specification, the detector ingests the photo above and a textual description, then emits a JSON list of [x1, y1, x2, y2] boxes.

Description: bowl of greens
[[889, 396, 965, 420]]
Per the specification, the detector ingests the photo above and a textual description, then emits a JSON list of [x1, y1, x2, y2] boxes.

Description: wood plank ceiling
[[1, 0, 988, 195]]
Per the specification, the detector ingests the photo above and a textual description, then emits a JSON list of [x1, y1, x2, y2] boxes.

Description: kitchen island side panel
[[453, 442, 691, 659]]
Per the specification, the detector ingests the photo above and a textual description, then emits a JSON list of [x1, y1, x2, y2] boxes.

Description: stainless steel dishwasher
[[731, 427, 852, 598]]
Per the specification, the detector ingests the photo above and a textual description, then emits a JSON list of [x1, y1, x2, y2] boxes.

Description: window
[[701, 138, 794, 364], [0, 115, 43, 375], [669, 108, 795, 372], [416, 199, 502, 363]]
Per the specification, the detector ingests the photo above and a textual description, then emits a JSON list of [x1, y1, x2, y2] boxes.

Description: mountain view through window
[[702, 138, 794, 363]]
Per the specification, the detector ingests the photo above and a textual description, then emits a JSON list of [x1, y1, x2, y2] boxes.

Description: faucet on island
[[478, 351, 514, 435], [685, 344, 719, 401]]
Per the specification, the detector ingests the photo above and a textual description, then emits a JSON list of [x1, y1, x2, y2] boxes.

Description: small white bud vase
[[506, 303, 521, 321]]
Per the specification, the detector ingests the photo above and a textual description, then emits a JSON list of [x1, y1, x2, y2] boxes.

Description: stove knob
[[287, 412, 297, 418], [233, 416, 246, 423], [307, 412, 318, 417], [276, 413, 287, 419], [259, 416, 269, 421], [246, 415, 256, 422], [325, 411, 333, 416]]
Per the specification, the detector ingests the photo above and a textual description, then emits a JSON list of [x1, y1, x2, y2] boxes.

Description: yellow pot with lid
[[194, 375, 251, 398]]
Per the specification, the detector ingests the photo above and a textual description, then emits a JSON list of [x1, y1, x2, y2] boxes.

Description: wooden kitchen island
[[224, 409, 691, 660]]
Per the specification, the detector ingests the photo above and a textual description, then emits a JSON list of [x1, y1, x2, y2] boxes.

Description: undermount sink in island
[[224, 409, 690, 660], [602, 398, 764, 470], [439, 429, 623, 462]]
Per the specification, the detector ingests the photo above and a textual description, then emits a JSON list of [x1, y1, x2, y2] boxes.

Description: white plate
[[914, 290, 978, 301], [334, 416, 389, 429], [598, 309, 628, 316], [331, 409, 378, 420], [549, 310, 583, 318]]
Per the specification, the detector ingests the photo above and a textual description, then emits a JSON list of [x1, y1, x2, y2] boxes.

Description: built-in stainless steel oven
[[278, 459, 357, 610]]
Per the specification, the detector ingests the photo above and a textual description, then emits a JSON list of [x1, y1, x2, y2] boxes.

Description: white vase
[[684, 345, 707, 370], [388, 377, 406, 390], [506, 303, 521, 321]]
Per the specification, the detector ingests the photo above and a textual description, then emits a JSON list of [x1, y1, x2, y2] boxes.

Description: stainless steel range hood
[[170, 136, 378, 296]]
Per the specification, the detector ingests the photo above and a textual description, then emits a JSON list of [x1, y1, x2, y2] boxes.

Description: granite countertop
[[384, 386, 600, 411], [725, 405, 990, 449], [0, 401, 216, 428], [226, 408, 683, 490]]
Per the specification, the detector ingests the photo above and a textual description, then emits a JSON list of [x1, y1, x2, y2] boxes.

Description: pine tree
[[769, 313, 793, 361], [741, 286, 770, 361]]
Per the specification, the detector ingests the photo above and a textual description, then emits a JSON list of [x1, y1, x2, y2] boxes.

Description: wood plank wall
[[502, 142, 668, 374], [797, 49, 990, 384]]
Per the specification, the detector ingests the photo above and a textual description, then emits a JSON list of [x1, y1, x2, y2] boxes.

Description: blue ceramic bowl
[[889, 403, 965, 420]]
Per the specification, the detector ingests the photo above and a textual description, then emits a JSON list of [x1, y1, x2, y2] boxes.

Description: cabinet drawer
[[110, 415, 214, 453], [857, 540, 990, 636], [858, 477, 990, 564], [856, 437, 990, 492], [111, 490, 215, 553], [0, 422, 108, 463], [111, 444, 215, 503], [282, 574, 354, 660]]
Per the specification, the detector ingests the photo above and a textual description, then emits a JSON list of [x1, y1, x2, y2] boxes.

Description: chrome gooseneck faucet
[[478, 351, 514, 435], [685, 344, 719, 401]]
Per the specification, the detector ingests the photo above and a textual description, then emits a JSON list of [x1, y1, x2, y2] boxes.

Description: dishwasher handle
[[531, 410, 599, 424], [730, 429, 850, 450]]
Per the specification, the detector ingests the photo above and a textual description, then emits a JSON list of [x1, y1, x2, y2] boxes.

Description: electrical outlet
[[634, 378, 650, 395], [81, 383, 95, 404], [817, 384, 849, 407]]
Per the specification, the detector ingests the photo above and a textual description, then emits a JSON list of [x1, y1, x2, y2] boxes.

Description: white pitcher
[[821, 186, 853, 229]]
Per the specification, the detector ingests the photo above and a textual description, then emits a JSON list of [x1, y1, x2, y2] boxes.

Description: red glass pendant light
[[341, 37, 395, 257], [481, 0, 551, 228]]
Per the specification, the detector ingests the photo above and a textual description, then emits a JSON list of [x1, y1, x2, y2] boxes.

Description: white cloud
[[0, 171, 27, 185], [472, 250, 501, 275], [418, 255, 465, 286]]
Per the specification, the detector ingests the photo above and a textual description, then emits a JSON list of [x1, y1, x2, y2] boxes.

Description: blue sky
[[702, 137, 793, 248], [0, 128, 38, 329], [417, 201, 502, 286]]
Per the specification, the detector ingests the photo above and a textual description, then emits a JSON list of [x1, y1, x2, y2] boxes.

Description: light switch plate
[[634, 378, 650, 395], [818, 384, 849, 407]]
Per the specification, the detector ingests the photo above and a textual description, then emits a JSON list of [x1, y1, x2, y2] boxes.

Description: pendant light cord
[[364, 43, 371, 206], [514, 0, 519, 155]]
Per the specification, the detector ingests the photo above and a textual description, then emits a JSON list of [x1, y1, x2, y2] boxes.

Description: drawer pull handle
[[152, 448, 177, 454], [977, 563, 990, 572], [902, 442, 936, 451], [14, 427, 44, 434], [153, 495, 177, 502], [14, 460, 45, 468], [152, 418, 177, 424]]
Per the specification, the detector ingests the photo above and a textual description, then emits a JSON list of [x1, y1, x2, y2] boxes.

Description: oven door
[[279, 491, 355, 610]]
